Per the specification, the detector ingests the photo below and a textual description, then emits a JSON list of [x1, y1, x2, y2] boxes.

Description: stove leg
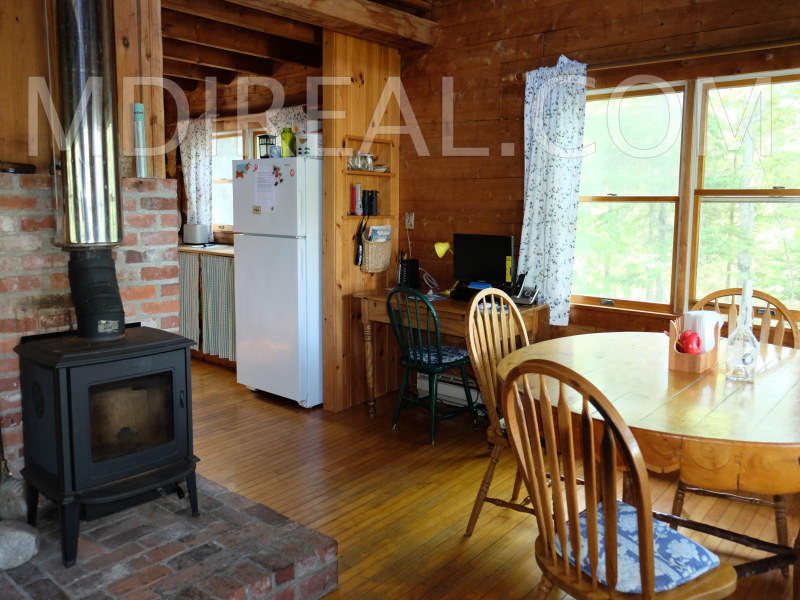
[[59, 500, 80, 567], [25, 483, 39, 526], [186, 472, 199, 517]]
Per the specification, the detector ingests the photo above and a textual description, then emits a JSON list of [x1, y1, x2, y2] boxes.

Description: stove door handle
[[179, 390, 185, 409]]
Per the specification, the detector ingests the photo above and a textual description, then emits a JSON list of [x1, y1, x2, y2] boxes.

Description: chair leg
[[671, 480, 688, 529], [775, 494, 789, 546], [392, 367, 409, 430], [793, 528, 800, 600], [533, 575, 553, 599], [460, 365, 478, 428], [511, 467, 523, 502], [429, 373, 439, 445], [775, 494, 789, 576], [465, 443, 502, 536]]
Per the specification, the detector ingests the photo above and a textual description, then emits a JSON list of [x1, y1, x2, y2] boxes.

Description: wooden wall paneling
[[0, 3, 49, 170], [400, 0, 800, 335], [115, 0, 166, 178], [140, 0, 166, 178], [323, 31, 401, 411], [114, 0, 142, 177]]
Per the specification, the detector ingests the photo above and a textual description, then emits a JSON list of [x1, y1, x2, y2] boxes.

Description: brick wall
[[0, 174, 180, 474]]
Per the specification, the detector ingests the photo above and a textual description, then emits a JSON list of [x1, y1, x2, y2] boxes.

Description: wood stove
[[15, 325, 199, 567]]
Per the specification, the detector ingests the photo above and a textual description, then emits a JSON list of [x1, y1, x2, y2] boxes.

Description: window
[[572, 68, 800, 314], [211, 132, 244, 225], [694, 76, 800, 308], [573, 87, 684, 309]]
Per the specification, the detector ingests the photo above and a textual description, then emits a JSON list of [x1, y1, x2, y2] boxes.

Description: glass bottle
[[280, 127, 296, 157], [725, 281, 759, 382]]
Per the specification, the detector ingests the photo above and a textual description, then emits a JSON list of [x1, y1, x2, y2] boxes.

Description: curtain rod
[[502, 38, 800, 83]]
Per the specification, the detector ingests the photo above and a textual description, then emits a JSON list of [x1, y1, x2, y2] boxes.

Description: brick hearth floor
[[1, 476, 338, 600]]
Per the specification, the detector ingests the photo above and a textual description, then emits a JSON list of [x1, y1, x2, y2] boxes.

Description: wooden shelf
[[344, 169, 392, 177], [344, 214, 394, 219]]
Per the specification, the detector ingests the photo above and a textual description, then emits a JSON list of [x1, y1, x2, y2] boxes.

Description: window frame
[[572, 68, 800, 317], [572, 84, 686, 313], [689, 73, 800, 314], [210, 130, 246, 227]]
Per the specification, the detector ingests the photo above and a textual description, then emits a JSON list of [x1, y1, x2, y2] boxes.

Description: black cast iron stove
[[15, 325, 199, 567]]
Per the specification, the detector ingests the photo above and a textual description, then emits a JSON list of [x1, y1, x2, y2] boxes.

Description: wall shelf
[[344, 169, 392, 177]]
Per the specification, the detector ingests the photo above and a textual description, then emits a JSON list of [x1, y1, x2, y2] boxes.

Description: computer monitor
[[453, 234, 515, 288]]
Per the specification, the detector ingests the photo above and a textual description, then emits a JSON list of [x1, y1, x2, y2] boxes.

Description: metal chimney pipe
[[47, 0, 125, 339]]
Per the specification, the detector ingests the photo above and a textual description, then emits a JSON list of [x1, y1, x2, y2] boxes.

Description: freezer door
[[234, 234, 319, 405], [233, 159, 303, 237]]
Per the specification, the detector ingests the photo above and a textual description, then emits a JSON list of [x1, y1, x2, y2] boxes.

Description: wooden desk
[[497, 332, 800, 497], [353, 289, 548, 417]]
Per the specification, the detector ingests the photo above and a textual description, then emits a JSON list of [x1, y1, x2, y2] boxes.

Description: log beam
[[165, 76, 200, 92], [161, 0, 320, 45], [162, 9, 322, 67], [163, 38, 274, 75], [225, 0, 436, 47], [162, 59, 236, 85]]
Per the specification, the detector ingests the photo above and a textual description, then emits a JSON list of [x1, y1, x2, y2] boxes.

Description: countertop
[[178, 244, 234, 257]]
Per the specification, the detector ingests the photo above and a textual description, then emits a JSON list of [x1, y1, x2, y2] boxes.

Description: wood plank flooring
[[192, 360, 797, 599]]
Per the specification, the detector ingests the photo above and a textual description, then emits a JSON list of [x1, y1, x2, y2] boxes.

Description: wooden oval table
[[497, 332, 800, 498]]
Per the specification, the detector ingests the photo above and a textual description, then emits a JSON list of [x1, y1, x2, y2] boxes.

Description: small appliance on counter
[[182, 223, 210, 245]]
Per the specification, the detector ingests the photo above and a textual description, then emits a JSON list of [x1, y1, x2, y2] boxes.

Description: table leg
[[363, 319, 376, 418]]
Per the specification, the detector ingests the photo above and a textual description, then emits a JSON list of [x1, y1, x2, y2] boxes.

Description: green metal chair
[[386, 287, 477, 444]]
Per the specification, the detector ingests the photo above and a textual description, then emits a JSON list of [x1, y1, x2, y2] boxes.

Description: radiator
[[416, 372, 482, 407]]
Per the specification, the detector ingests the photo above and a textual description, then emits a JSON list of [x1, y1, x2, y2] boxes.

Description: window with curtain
[[210, 132, 244, 226], [573, 86, 684, 311], [694, 76, 800, 308]]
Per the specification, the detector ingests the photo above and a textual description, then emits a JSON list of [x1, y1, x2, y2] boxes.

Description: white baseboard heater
[[415, 373, 482, 407]]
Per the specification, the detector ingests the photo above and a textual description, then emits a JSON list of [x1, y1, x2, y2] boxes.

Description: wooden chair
[[672, 287, 800, 551], [386, 287, 477, 445], [502, 358, 737, 600], [464, 288, 534, 536]]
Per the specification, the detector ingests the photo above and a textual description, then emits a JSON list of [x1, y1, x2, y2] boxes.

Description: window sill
[[570, 302, 677, 321]]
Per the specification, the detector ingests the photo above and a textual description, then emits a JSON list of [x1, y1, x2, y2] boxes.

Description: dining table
[[496, 331, 800, 502]]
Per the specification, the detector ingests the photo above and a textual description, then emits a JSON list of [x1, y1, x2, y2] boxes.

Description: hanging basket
[[360, 234, 391, 273]]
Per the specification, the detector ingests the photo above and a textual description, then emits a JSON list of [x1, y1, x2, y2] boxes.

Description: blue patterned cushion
[[554, 501, 720, 594], [408, 344, 469, 366]]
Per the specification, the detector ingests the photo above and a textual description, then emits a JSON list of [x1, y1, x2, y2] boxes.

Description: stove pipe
[[47, 0, 125, 340]]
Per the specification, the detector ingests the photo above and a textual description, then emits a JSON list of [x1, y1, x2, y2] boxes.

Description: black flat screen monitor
[[453, 234, 515, 288]]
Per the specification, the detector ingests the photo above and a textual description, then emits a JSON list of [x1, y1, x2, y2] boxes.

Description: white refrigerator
[[232, 157, 323, 408]]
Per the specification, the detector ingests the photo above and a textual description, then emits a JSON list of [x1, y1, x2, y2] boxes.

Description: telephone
[[511, 272, 539, 305]]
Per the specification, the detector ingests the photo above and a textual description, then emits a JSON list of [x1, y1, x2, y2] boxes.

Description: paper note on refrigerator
[[255, 172, 277, 212]]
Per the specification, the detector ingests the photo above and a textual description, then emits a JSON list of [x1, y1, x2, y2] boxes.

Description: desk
[[353, 289, 548, 417], [497, 332, 800, 498]]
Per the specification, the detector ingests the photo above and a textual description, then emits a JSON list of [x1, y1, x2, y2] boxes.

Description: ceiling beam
[[224, 0, 436, 47], [376, 0, 433, 15], [161, 0, 321, 45], [162, 9, 322, 67], [165, 76, 199, 92], [163, 38, 274, 75], [162, 59, 237, 84]]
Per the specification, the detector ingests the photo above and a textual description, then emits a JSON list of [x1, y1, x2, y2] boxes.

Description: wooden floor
[[192, 359, 798, 599]]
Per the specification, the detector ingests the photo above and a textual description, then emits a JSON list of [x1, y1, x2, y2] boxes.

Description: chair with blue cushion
[[386, 287, 477, 445], [501, 358, 737, 600]]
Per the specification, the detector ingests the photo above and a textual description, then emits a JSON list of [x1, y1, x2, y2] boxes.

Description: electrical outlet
[[404, 212, 415, 230]]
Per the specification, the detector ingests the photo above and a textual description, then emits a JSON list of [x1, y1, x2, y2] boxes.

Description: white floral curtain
[[518, 55, 587, 326], [263, 105, 308, 136], [180, 118, 213, 226]]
